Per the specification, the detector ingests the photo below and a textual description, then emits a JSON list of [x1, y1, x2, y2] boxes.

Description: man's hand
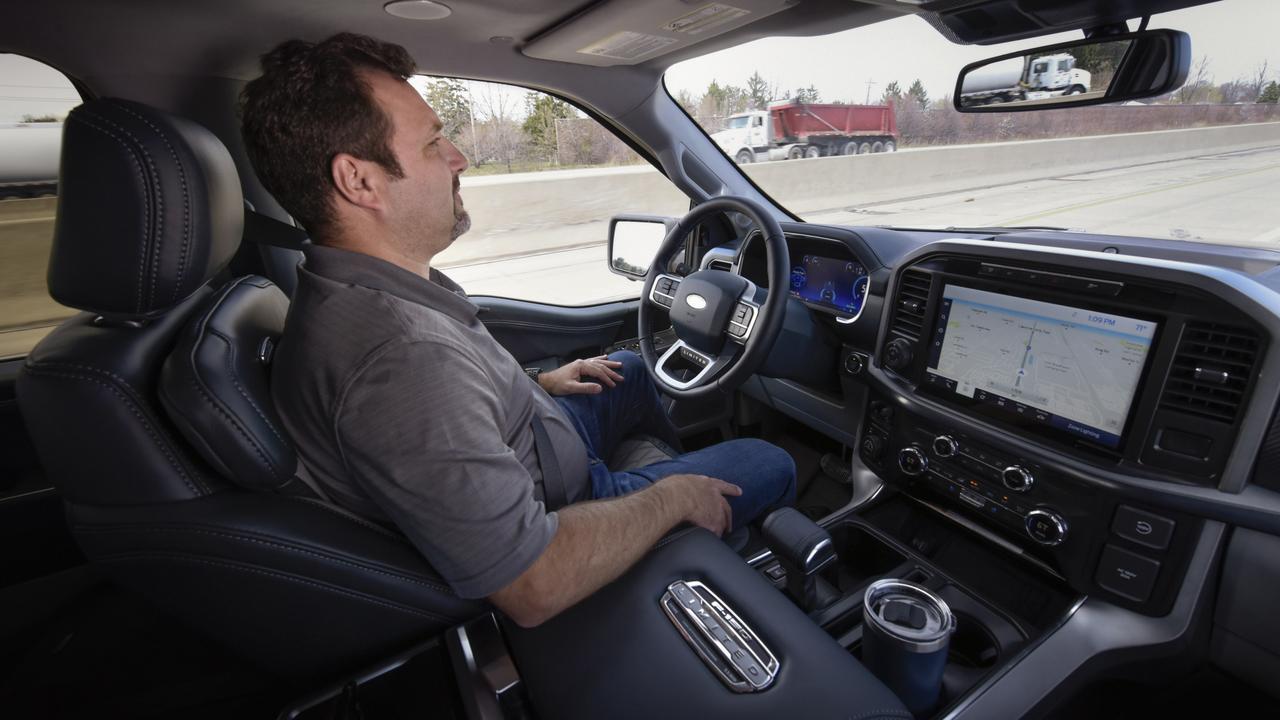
[[538, 355, 624, 396], [657, 474, 743, 537]]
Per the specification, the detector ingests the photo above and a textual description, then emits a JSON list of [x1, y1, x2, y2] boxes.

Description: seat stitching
[[208, 325, 288, 446], [289, 497, 407, 539], [98, 551, 457, 622], [68, 111, 153, 313], [23, 363, 207, 495], [76, 524, 456, 594], [79, 107, 165, 310], [180, 278, 289, 486], [113, 102, 193, 306]]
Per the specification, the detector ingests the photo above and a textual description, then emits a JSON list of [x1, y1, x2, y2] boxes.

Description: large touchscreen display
[[789, 255, 868, 316], [924, 285, 1156, 448]]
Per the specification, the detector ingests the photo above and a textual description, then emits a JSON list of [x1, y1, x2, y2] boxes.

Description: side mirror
[[955, 29, 1190, 112], [607, 215, 674, 280]]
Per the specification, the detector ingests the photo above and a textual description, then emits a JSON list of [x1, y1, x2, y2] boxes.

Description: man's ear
[[330, 153, 386, 212]]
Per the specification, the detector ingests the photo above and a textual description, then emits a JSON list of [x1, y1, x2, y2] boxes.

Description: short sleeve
[[334, 340, 557, 598]]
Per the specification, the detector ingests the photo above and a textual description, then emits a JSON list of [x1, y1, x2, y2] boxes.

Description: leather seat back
[[158, 274, 303, 494], [18, 99, 481, 680]]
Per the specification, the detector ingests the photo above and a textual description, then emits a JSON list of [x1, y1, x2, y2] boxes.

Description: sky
[[664, 0, 1280, 105]]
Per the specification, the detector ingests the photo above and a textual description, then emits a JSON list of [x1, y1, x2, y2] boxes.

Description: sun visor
[[522, 0, 793, 67]]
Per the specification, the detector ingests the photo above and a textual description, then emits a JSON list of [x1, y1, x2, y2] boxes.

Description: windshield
[[726, 115, 751, 129], [666, 0, 1280, 248]]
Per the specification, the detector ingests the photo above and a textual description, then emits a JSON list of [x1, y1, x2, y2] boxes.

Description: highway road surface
[[4, 137, 1280, 358]]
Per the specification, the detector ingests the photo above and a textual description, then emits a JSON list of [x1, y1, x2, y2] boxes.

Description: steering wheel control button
[[931, 435, 958, 458], [660, 580, 779, 693], [897, 446, 928, 476], [1025, 509, 1067, 546], [1095, 544, 1161, 603], [1001, 465, 1034, 492], [1111, 505, 1175, 550], [884, 338, 914, 370]]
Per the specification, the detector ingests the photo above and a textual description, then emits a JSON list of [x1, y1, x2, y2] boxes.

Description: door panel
[[476, 296, 639, 365]]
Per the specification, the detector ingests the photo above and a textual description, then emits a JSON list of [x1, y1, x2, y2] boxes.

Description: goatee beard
[[450, 210, 471, 241]]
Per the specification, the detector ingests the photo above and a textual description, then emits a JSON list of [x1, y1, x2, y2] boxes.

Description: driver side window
[[415, 76, 688, 306]]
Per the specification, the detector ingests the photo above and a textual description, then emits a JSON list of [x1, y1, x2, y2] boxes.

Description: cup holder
[[946, 611, 1000, 668]]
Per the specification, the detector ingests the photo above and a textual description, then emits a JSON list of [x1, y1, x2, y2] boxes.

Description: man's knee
[[610, 349, 646, 376], [732, 438, 797, 501]]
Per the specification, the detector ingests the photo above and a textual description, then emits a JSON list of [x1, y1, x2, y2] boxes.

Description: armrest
[[502, 529, 910, 720]]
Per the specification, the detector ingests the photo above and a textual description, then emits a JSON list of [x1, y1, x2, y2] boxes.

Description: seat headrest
[[160, 275, 297, 492], [49, 98, 243, 319]]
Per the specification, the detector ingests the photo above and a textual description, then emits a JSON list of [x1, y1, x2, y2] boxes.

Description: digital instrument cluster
[[790, 254, 869, 318]]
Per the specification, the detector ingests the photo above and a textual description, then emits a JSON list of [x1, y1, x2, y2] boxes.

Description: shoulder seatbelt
[[530, 415, 568, 511], [242, 208, 311, 251]]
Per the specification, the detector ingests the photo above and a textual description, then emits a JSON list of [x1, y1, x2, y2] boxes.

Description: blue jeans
[[555, 351, 797, 531]]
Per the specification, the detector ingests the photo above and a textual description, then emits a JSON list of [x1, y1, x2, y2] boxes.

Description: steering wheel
[[639, 196, 789, 399]]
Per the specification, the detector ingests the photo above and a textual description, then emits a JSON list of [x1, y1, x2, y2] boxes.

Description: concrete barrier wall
[[748, 121, 1280, 216], [454, 121, 1280, 241]]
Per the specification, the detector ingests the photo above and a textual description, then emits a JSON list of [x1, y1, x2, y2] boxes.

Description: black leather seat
[[17, 98, 482, 679]]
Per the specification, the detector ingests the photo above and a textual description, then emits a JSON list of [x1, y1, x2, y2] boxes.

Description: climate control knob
[[1025, 509, 1068, 546], [1002, 465, 1035, 492], [884, 338, 914, 371], [897, 446, 928, 476], [932, 435, 959, 458]]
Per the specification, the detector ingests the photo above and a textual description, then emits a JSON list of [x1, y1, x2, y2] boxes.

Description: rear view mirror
[[955, 29, 1190, 112], [608, 215, 673, 280]]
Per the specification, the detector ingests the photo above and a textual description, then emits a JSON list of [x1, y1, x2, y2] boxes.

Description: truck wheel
[[858, 142, 872, 155], [841, 141, 858, 156], [787, 146, 804, 160], [804, 145, 821, 159], [871, 141, 884, 153], [883, 141, 896, 153], [735, 149, 754, 164], [1067, 85, 1086, 95]]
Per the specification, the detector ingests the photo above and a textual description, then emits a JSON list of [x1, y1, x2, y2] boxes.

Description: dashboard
[[703, 221, 1280, 618]]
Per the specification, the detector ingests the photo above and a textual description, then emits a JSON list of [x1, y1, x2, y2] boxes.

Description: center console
[[856, 244, 1268, 616]]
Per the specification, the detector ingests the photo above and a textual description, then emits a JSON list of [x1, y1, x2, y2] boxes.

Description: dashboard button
[[1112, 505, 1175, 551], [897, 446, 928, 476], [1002, 465, 1035, 492], [931, 435, 958, 458], [1025, 509, 1067, 546], [1095, 544, 1160, 602]]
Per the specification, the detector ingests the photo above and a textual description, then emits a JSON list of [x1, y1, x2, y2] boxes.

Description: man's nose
[[446, 138, 469, 173]]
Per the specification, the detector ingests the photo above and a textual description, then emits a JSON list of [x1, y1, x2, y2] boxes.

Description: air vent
[[889, 269, 932, 340], [708, 259, 734, 272], [1160, 322, 1259, 424]]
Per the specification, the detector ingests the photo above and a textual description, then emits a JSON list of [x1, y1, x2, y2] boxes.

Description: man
[[240, 33, 795, 627]]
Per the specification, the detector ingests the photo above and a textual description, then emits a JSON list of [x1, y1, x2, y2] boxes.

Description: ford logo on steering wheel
[[685, 294, 707, 310]]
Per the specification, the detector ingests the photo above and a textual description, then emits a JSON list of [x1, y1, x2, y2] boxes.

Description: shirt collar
[[300, 244, 478, 322]]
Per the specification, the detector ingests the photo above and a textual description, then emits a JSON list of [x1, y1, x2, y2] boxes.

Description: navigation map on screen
[[924, 285, 1156, 448]]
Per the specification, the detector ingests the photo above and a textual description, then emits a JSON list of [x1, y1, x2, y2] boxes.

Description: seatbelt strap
[[530, 415, 568, 511], [242, 208, 311, 251]]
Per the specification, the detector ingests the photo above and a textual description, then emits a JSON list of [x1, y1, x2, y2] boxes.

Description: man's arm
[[491, 473, 741, 628]]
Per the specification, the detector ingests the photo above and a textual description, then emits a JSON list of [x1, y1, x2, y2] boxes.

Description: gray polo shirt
[[272, 244, 591, 599]]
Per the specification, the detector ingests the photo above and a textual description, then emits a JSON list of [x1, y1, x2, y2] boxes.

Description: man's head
[[240, 33, 469, 263]]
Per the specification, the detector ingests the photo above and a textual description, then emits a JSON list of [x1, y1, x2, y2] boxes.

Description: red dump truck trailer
[[711, 101, 898, 162]]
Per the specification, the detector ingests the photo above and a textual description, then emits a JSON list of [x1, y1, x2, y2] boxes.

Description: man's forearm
[[492, 480, 688, 627]]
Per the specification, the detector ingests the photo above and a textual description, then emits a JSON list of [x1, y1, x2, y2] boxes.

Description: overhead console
[[858, 240, 1275, 615]]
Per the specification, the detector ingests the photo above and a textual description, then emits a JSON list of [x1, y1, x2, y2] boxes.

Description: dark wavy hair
[[240, 33, 416, 241]]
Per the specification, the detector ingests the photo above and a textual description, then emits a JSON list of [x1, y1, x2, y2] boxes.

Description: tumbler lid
[[863, 579, 956, 653]]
